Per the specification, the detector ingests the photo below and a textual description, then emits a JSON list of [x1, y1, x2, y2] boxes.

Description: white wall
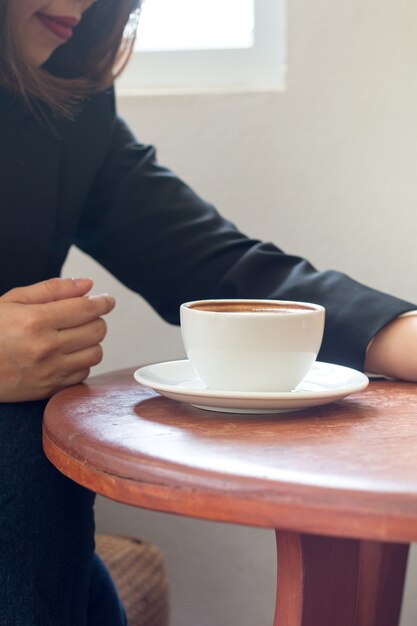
[[63, 1, 417, 624]]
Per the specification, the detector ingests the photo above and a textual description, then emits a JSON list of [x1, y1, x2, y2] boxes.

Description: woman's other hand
[[0, 278, 115, 402], [365, 314, 417, 382]]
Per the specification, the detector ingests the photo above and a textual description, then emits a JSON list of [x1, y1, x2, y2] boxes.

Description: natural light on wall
[[116, 0, 286, 93]]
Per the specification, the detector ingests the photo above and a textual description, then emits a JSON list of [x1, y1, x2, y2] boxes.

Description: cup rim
[[181, 298, 325, 315]]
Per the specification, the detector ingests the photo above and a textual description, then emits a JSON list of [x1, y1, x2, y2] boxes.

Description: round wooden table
[[43, 368, 417, 626]]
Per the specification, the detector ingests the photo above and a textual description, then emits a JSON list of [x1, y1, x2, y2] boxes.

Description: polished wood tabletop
[[43, 368, 417, 626]]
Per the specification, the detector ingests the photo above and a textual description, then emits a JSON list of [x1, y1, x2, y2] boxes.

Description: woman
[[0, 1, 416, 625]]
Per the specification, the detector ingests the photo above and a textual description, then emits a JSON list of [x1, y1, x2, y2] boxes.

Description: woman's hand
[[365, 314, 417, 382], [0, 278, 115, 402]]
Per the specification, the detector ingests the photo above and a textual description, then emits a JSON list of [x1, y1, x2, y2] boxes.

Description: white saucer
[[134, 360, 369, 414]]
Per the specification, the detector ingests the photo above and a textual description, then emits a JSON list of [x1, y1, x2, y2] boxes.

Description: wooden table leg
[[274, 531, 409, 626], [354, 540, 409, 626]]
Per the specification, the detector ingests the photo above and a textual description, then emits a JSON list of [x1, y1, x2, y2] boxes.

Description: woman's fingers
[[1, 277, 93, 304], [56, 318, 108, 353], [57, 345, 104, 378], [37, 293, 116, 330], [51, 369, 92, 395], [15, 347, 104, 400]]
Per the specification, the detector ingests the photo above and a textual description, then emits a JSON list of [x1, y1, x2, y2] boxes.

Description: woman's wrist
[[365, 312, 417, 381]]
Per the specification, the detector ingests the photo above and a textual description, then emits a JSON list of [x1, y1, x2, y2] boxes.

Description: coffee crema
[[187, 301, 314, 313]]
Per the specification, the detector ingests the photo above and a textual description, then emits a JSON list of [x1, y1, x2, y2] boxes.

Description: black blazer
[[0, 88, 414, 370]]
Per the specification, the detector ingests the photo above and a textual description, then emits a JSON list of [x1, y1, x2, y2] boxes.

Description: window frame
[[116, 0, 286, 95]]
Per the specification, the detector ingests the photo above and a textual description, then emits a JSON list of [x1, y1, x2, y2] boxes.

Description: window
[[136, 0, 254, 52], [116, 0, 286, 94]]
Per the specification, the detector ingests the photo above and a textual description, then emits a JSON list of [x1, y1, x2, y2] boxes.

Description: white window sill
[[115, 84, 285, 98]]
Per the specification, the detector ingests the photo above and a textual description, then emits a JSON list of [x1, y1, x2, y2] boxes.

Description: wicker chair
[[96, 534, 170, 626]]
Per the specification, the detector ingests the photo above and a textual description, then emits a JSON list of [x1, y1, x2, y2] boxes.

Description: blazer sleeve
[[75, 103, 416, 372]]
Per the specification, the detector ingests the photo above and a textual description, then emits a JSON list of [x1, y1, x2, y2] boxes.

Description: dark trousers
[[0, 400, 126, 626]]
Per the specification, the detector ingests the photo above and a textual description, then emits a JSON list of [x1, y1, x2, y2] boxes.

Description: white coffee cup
[[180, 299, 325, 392]]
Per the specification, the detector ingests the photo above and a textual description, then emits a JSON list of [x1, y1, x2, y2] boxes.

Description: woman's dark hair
[[0, 0, 141, 116]]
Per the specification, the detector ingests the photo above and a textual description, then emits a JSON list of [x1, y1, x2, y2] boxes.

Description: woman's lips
[[36, 13, 80, 41]]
